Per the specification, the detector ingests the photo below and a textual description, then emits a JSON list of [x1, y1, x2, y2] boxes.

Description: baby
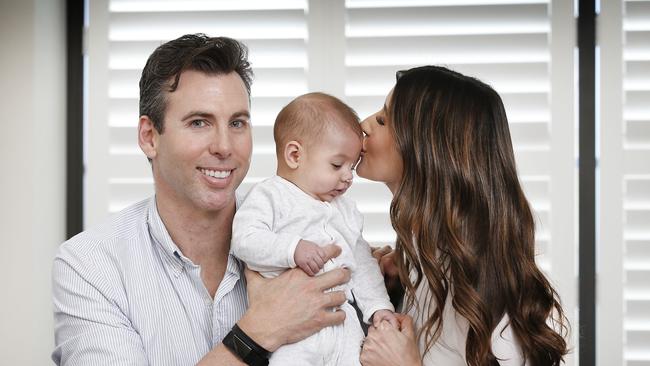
[[232, 92, 396, 365]]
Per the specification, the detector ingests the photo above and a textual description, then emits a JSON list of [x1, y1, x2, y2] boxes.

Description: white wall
[[0, 0, 66, 364]]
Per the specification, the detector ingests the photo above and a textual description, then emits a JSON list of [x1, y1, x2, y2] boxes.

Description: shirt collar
[[146, 195, 244, 280], [147, 197, 185, 276]]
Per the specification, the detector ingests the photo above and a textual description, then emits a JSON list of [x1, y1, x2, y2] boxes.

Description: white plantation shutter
[[622, 3, 650, 363], [600, 1, 650, 365], [86, 1, 577, 363], [86, 0, 310, 225]]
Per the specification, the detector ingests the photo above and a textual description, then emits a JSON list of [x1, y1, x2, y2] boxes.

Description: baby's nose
[[342, 170, 353, 183]]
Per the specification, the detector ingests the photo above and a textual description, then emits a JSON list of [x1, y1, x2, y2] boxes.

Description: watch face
[[232, 334, 253, 357]]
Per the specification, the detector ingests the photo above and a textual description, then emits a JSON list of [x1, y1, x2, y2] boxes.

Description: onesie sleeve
[[231, 181, 302, 277], [346, 203, 394, 323]]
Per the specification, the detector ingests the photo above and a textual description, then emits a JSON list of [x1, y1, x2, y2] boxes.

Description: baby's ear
[[284, 140, 302, 169]]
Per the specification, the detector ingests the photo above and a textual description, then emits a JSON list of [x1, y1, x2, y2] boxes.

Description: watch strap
[[223, 324, 270, 366]]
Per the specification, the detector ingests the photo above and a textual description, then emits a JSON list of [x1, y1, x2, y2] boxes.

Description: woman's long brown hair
[[389, 66, 568, 365]]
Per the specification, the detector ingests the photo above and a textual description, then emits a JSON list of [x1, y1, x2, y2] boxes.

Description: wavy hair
[[389, 66, 568, 365]]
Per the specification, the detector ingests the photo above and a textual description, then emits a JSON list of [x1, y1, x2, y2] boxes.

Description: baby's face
[[295, 127, 362, 202]]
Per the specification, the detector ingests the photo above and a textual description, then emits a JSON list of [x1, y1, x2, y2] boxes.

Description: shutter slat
[[347, 4, 548, 37], [109, 10, 308, 41], [346, 34, 549, 66], [110, 0, 307, 12]]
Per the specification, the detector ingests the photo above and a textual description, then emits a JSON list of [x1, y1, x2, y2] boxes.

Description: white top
[[406, 279, 526, 366], [231, 175, 393, 323]]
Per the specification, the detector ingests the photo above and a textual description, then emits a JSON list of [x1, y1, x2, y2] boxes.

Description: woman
[[356, 66, 569, 366]]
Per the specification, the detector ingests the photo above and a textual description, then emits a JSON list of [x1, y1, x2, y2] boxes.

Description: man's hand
[[294, 239, 329, 276], [237, 244, 350, 352]]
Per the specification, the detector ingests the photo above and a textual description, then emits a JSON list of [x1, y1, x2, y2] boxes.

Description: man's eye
[[231, 120, 247, 128], [376, 116, 385, 126], [190, 119, 207, 127]]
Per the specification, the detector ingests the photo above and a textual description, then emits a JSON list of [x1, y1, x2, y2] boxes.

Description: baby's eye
[[331, 163, 342, 169]]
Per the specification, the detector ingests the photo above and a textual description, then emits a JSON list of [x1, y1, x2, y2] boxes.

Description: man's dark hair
[[139, 33, 253, 133]]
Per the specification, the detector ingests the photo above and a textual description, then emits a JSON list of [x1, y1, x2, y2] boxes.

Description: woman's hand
[[237, 244, 350, 352], [371, 245, 398, 278], [360, 313, 422, 366]]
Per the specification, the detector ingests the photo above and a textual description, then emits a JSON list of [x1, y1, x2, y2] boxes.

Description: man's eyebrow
[[181, 111, 213, 120], [230, 110, 250, 120], [180, 110, 250, 120]]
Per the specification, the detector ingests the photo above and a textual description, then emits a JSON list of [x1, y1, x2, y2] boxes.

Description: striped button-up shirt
[[52, 197, 248, 365]]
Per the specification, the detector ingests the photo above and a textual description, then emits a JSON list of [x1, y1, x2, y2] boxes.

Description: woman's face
[[356, 89, 404, 194]]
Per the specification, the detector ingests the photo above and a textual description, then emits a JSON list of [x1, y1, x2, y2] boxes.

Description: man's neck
[[155, 193, 234, 267]]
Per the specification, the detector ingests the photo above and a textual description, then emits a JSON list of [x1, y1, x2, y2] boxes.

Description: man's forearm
[[197, 343, 245, 366]]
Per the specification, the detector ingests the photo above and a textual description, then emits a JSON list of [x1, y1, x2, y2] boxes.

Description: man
[[52, 34, 349, 365]]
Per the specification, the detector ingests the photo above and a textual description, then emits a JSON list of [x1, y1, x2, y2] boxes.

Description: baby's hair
[[273, 92, 362, 156]]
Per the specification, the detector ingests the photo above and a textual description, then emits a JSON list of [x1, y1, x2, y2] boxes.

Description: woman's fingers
[[360, 320, 421, 366], [378, 251, 398, 276], [371, 245, 392, 262], [396, 313, 415, 338]]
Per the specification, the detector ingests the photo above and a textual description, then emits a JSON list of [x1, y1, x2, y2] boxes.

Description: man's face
[[149, 70, 252, 214]]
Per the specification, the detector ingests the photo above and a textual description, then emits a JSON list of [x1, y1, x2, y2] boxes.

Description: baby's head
[[274, 92, 363, 202]]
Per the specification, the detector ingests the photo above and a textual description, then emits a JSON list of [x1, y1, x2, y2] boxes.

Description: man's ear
[[284, 140, 302, 169], [138, 115, 158, 160]]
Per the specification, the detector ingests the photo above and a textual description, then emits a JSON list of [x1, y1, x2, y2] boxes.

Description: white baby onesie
[[232, 175, 393, 365]]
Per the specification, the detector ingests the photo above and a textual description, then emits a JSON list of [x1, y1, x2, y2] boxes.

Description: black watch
[[222, 324, 271, 366]]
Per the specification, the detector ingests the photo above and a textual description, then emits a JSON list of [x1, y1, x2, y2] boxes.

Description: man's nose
[[208, 128, 232, 158]]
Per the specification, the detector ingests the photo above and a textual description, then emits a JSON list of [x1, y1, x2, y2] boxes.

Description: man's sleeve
[[52, 249, 148, 366]]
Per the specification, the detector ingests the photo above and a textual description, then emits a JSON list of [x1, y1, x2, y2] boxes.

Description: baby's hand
[[372, 309, 399, 329], [294, 240, 328, 276]]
